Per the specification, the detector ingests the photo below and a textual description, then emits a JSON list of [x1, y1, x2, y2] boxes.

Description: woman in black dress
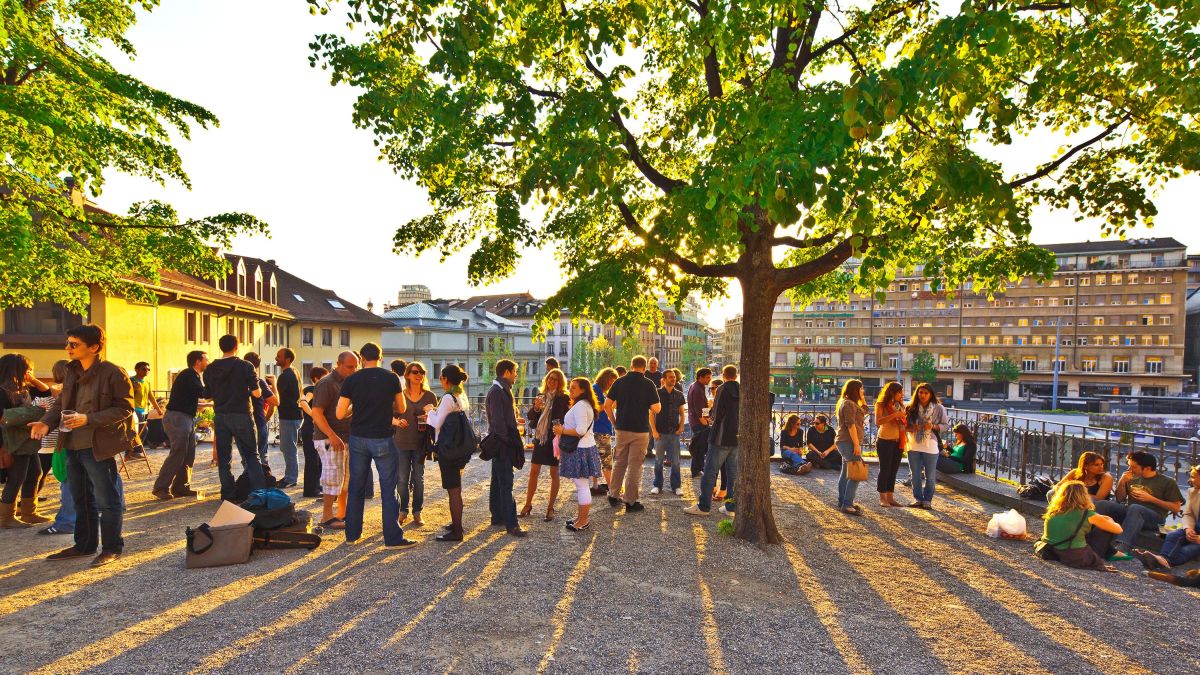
[[522, 368, 570, 521]]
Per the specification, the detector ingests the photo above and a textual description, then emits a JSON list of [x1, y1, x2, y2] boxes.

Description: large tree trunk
[[731, 273, 783, 546]]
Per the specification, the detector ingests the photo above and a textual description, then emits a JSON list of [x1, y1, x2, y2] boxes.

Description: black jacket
[[711, 380, 740, 448]]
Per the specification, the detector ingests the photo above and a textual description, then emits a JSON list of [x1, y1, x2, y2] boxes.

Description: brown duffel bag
[[185, 522, 253, 569]]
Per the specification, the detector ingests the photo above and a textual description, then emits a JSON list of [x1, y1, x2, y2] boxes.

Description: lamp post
[[1051, 317, 1062, 410]]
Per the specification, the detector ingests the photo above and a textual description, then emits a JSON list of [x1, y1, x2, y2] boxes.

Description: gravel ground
[[1, 444, 1198, 674]]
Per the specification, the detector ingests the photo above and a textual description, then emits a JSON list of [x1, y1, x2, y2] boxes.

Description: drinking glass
[[58, 410, 77, 433]]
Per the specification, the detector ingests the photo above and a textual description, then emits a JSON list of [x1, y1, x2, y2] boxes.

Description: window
[[1113, 359, 1130, 373], [226, 318, 235, 336], [1063, 297, 1074, 306], [254, 267, 263, 300], [1078, 337, 1089, 346], [236, 259, 247, 296], [477, 337, 485, 352], [1128, 273, 1138, 285], [269, 275, 278, 304], [966, 356, 980, 371], [1110, 274, 1122, 285], [340, 329, 350, 347], [1146, 357, 1163, 374], [201, 313, 212, 343], [327, 299, 346, 310], [1022, 357, 1036, 372], [248, 321, 255, 344], [888, 355, 899, 369], [1002, 335, 1013, 345], [1081, 276, 1091, 286], [186, 311, 198, 343], [302, 362, 313, 381], [988, 336, 999, 345], [477, 362, 484, 378], [1033, 298, 1044, 307], [1093, 317, 1105, 326], [547, 342, 556, 355], [1031, 336, 1042, 345], [1107, 336, 1119, 346], [1096, 275, 1106, 286], [1159, 335, 1170, 346], [293, 294, 306, 303], [559, 343, 567, 356], [321, 328, 333, 347], [1065, 277, 1076, 287], [302, 328, 314, 346], [1082, 358, 1097, 372], [560, 323, 569, 336], [1159, 294, 1173, 305], [1017, 318, 1029, 327]]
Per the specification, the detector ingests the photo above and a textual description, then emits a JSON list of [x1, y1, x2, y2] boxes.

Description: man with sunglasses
[[30, 324, 135, 568]]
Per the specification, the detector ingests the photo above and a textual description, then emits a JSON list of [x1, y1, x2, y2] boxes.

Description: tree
[[1, 0, 265, 314], [991, 355, 1021, 394], [910, 350, 938, 386], [481, 337, 527, 394], [312, 0, 1198, 545], [570, 334, 611, 378], [680, 336, 706, 379], [793, 353, 816, 399]]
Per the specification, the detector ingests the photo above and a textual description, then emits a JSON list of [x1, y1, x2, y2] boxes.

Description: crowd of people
[[2, 323, 1197, 587]]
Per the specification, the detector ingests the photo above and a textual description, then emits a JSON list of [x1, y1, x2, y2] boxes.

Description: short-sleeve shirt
[[276, 368, 302, 420], [300, 384, 316, 434], [654, 386, 685, 435], [311, 370, 351, 441], [204, 357, 259, 415], [605, 371, 660, 433], [1043, 509, 1094, 550], [394, 389, 438, 449], [593, 383, 613, 435], [806, 426, 835, 452], [339, 367, 403, 439], [834, 399, 865, 444], [1130, 473, 1185, 519], [131, 377, 150, 411]]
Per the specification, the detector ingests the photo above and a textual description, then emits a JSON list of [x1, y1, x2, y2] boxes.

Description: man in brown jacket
[[30, 324, 134, 568]]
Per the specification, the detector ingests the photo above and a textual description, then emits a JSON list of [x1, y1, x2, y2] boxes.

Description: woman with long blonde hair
[[523, 368, 570, 520], [1039, 481, 1122, 571]]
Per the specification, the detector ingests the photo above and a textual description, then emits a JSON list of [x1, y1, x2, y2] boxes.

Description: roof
[[146, 270, 290, 318], [381, 301, 530, 332], [224, 254, 390, 327], [454, 293, 543, 319], [1041, 238, 1186, 255]]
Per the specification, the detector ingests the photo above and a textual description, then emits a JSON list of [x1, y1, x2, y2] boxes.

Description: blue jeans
[[278, 418, 302, 483], [395, 447, 425, 514], [836, 441, 860, 508], [653, 434, 682, 490], [698, 444, 737, 512], [254, 415, 270, 464], [1160, 528, 1200, 566], [214, 413, 264, 501], [53, 478, 76, 530], [1094, 500, 1165, 550], [66, 448, 124, 554], [490, 453, 518, 528], [346, 436, 404, 545], [909, 452, 939, 503], [782, 449, 808, 466]]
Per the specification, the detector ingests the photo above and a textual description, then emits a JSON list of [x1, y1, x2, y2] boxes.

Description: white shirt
[[563, 400, 596, 448], [425, 393, 468, 442]]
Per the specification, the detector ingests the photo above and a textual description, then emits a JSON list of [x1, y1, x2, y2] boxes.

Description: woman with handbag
[[1037, 481, 1121, 571], [554, 377, 602, 532], [835, 379, 869, 515], [874, 381, 907, 507], [522, 368, 570, 521], [0, 354, 53, 528], [424, 364, 471, 542], [393, 362, 438, 528], [905, 383, 949, 510]]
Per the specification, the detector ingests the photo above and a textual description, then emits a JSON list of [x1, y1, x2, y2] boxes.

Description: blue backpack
[[240, 488, 295, 530], [434, 395, 479, 463]]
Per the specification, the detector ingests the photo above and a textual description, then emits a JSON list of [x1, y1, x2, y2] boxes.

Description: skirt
[[558, 445, 602, 480], [531, 439, 559, 467]]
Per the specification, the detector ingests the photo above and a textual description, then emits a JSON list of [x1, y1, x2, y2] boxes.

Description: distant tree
[[570, 334, 612, 378], [482, 337, 526, 394], [991, 355, 1021, 392], [793, 353, 816, 398], [1, 0, 265, 314], [910, 350, 938, 386]]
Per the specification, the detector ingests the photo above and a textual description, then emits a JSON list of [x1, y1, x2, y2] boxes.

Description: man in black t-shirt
[[244, 352, 278, 470], [274, 348, 303, 488], [603, 356, 662, 512], [650, 369, 686, 495], [151, 350, 208, 500], [804, 414, 840, 470], [335, 342, 413, 547], [203, 335, 263, 502]]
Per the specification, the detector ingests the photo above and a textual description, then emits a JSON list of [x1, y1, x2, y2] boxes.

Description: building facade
[[728, 238, 1190, 400]]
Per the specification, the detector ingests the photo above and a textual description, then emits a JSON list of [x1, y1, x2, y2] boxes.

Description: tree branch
[[795, 2, 922, 77], [775, 235, 867, 288], [1007, 114, 1130, 188], [772, 232, 838, 249], [526, 85, 562, 100], [789, 6, 823, 76], [616, 200, 737, 277]]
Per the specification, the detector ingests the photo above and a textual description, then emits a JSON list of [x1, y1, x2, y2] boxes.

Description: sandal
[[519, 505, 532, 518], [566, 519, 590, 532], [544, 508, 555, 522], [319, 517, 346, 530]]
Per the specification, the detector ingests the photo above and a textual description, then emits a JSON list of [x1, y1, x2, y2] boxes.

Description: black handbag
[[480, 432, 507, 461], [1033, 510, 1088, 561], [557, 419, 593, 454]]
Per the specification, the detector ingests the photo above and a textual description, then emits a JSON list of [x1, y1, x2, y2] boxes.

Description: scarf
[[535, 392, 555, 444], [913, 403, 935, 443]]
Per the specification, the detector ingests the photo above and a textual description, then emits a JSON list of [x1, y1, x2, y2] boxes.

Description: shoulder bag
[[557, 415, 593, 454], [846, 459, 869, 482], [1033, 510, 1089, 561]]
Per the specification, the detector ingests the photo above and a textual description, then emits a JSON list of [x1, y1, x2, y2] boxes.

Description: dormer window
[[269, 274, 278, 305], [254, 267, 263, 301], [236, 259, 247, 296], [327, 299, 345, 309]]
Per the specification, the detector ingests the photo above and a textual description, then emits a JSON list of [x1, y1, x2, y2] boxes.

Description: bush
[[716, 519, 734, 536]]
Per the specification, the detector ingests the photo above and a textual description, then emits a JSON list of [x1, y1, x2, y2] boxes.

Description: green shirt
[[1128, 473, 1184, 519], [1043, 509, 1093, 550]]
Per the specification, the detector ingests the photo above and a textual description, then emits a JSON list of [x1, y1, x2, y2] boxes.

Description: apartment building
[[731, 238, 1190, 400]]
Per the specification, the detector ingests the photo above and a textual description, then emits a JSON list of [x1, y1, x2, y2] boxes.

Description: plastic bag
[[986, 509, 1026, 538], [51, 448, 67, 483]]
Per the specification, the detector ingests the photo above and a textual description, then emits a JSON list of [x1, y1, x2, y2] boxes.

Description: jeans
[[909, 451, 939, 503], [214, 413, 264, 502], [53, 478, 76, 530], [1160, 528, 1200, 566], [395, 447, 425, 514], [698, 444, 738, 512], [653, 434, 682, 490], [689, 426, 709, 477], [781, 449, 808, 466], [1094, 500, 1166, 550], [490, 454, 518, 528], [836, 441, 860, 509], [67, 448, 124, 554], [875, 438, 902, 493], [345, 436, 404, 545], [153, 410, 196, 494], [254, 415, 270, 465], [278, 418, 302, 484]]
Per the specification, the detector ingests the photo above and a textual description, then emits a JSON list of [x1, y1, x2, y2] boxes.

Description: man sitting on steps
[[1093, 450, 1183, 560]]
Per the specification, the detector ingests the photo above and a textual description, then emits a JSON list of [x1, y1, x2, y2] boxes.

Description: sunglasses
[[65, 341, 84, 349]]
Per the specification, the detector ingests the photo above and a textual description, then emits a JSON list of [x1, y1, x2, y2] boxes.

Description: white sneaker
[[674, 488, 684, 496], [718, 505, 731, 515], [683, 505, 710, 516], [650, 487, 661, 495]]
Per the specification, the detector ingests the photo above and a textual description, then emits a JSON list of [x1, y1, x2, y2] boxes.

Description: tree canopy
[[910, 349, 937, 385], [991, 354, 1021, 386], [1, 0, 266, 314], [311, 0, 1199, 544]]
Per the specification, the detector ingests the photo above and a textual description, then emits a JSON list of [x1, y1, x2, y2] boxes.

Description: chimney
[[367, 299, 374, 313], [267, 259, 276, 266], [473, 307, 488, 318], [434, 301, 450, 314]]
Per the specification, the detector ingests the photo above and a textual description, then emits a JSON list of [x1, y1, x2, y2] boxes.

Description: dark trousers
[[805, 449, 842, 471], [689, 426, 709, 477], [214, 413, 264, 502], [0, 453, 40, 503], [875, 438, 902, 493], [67, 448, 124, 554], [301, 428, 322, 496], [153, 411, 195, 494], [489, 455, 518, 528]]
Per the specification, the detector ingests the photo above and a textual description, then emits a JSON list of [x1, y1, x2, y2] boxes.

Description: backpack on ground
[[1017, 476, 1054, 502], [253, 529, 321, 550], [240, 488, 295, 530], [434, 395, 479, 463]]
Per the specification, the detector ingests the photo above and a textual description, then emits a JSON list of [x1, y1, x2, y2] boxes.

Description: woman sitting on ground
[[1039, 480, 1122, 572], [1051, 451, 1113, 502], [1135, 465, 1200, 573], [938, 424, 978, 475], [779, 415, 810, 475], [554, 377, 602, 532]]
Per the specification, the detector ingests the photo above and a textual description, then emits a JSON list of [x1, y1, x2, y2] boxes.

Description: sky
[[97, 1, 1198, 329]]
